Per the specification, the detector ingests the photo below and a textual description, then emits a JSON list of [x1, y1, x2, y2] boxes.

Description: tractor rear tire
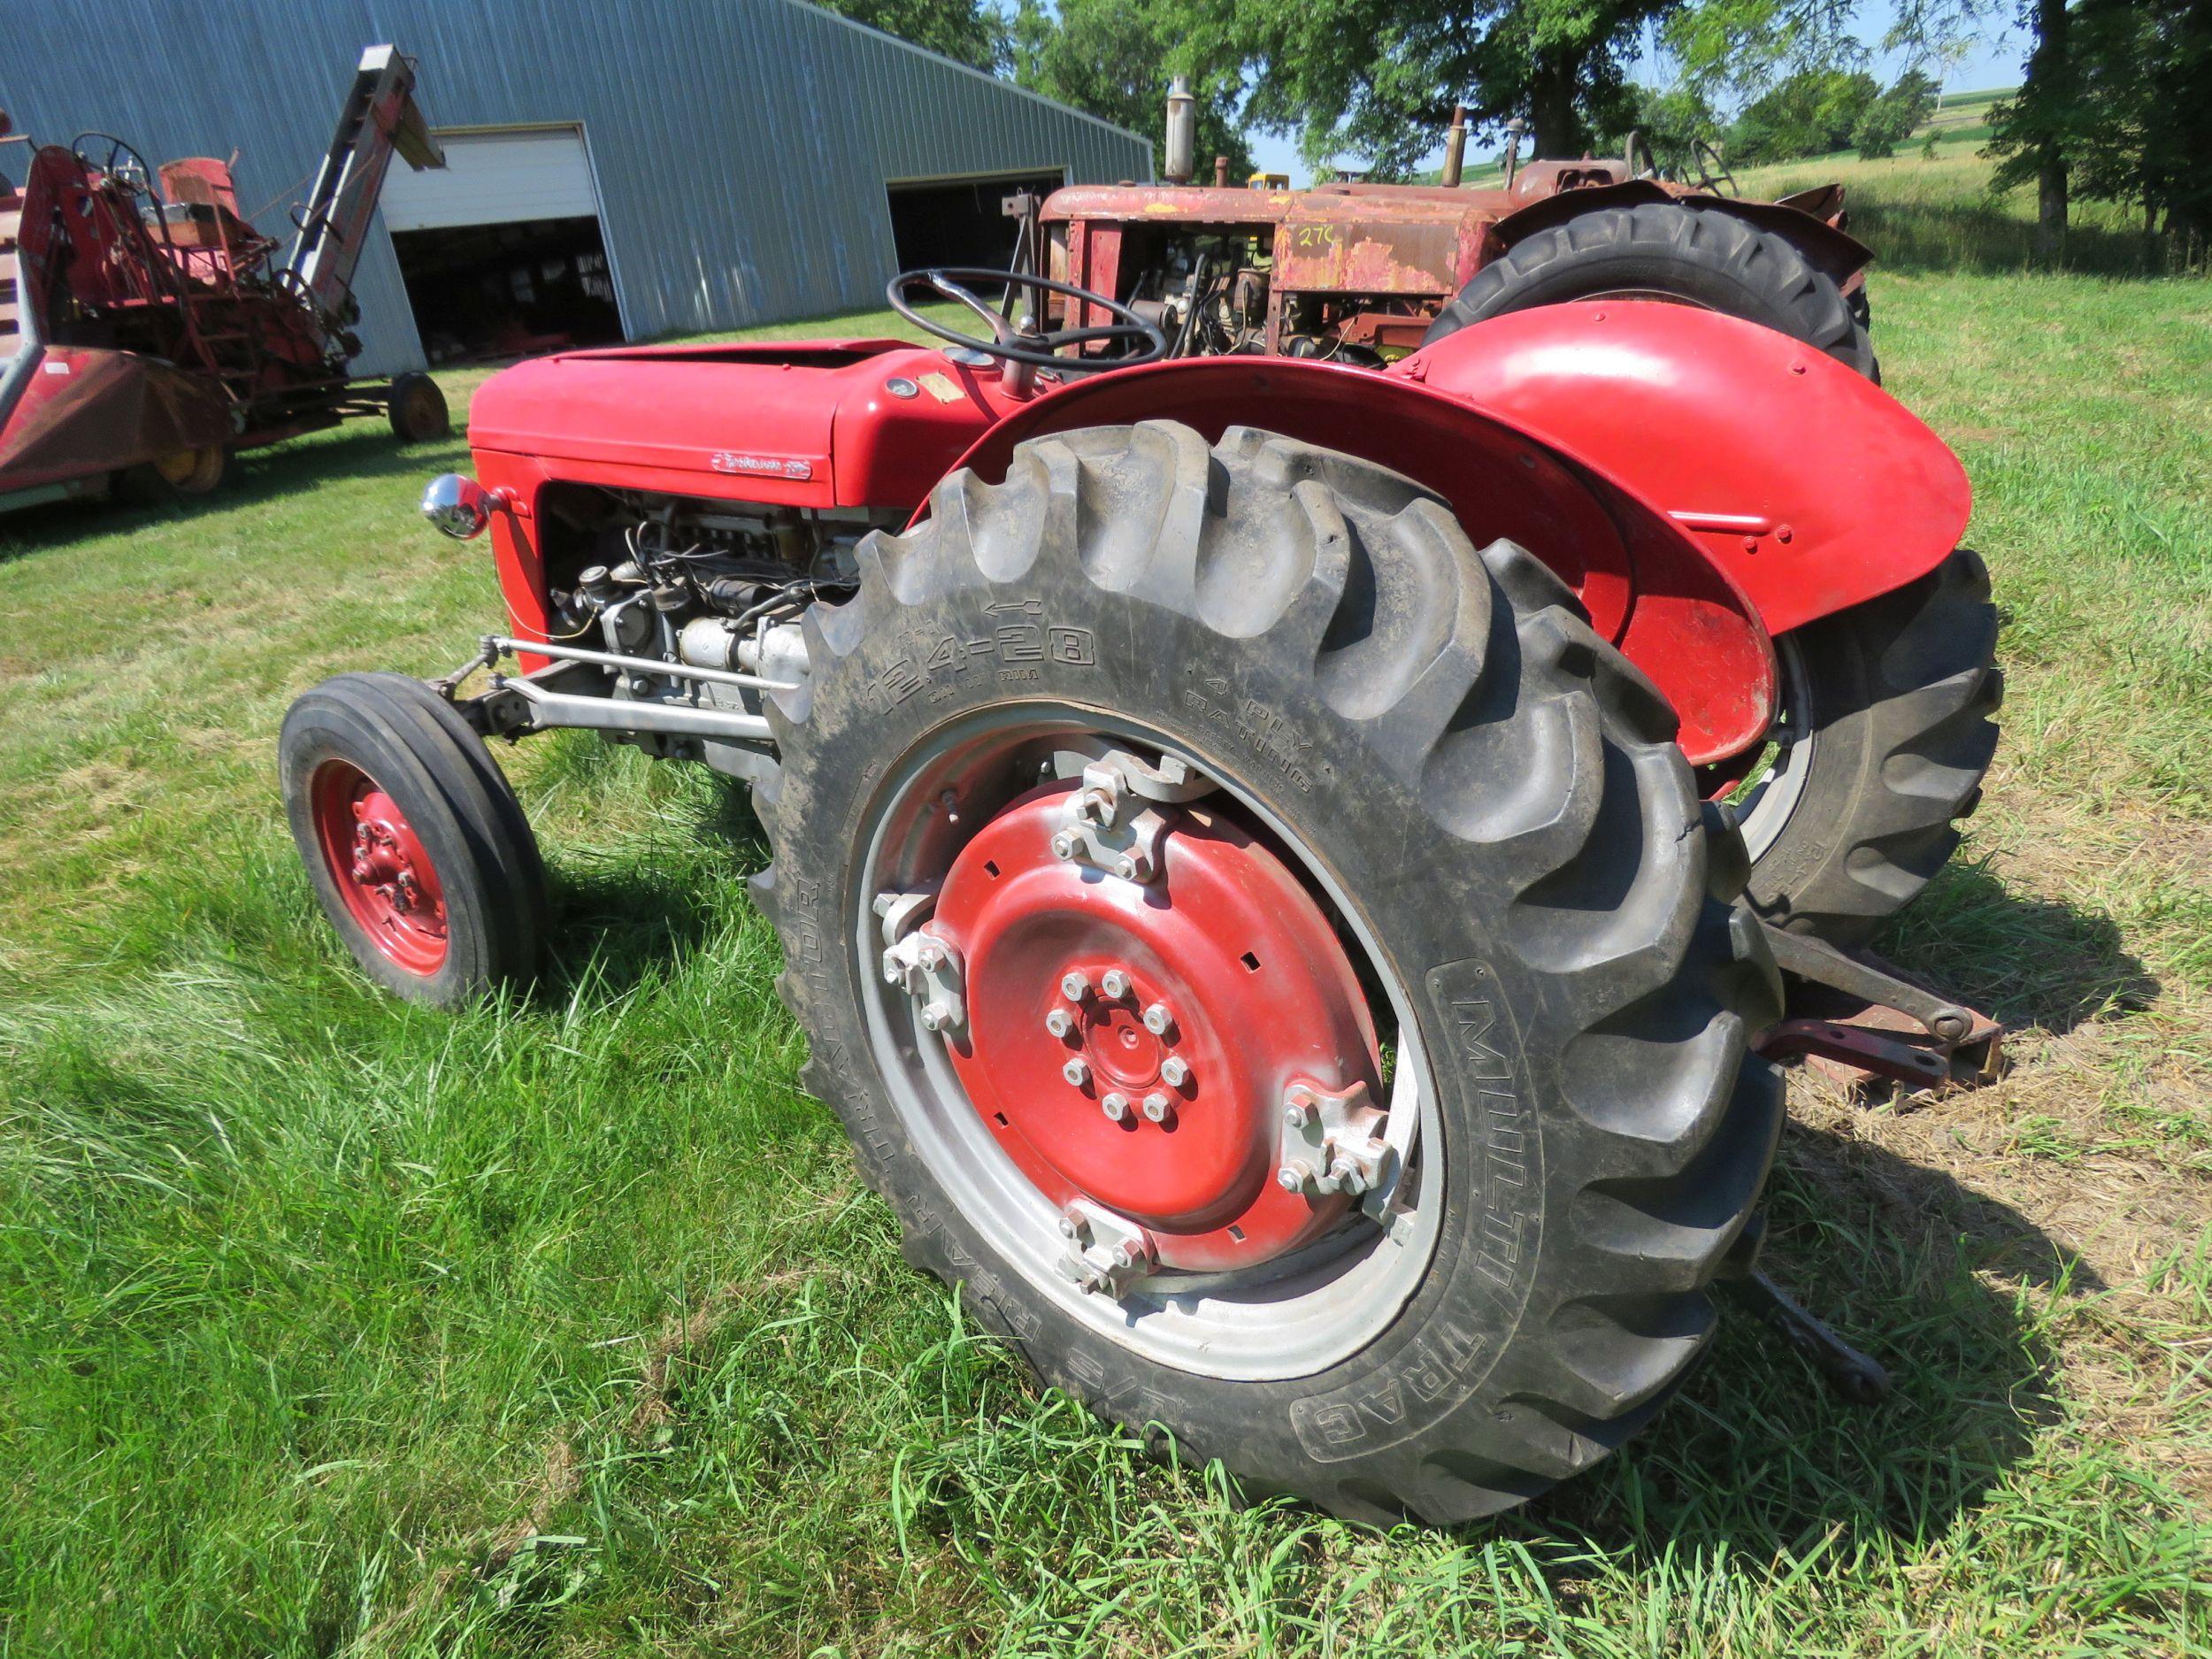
[[1422, 202, 1878, 379], [280, 672, 547, 1005], [388, 372, 451, 443], [749, 420, 1784, 1525], [1739, 549, 2002, 944]]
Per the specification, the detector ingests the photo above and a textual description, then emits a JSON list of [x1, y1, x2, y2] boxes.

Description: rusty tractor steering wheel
[[887, 267, 1168, 377]]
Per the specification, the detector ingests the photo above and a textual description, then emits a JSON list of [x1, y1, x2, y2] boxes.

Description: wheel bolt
[[1100, 968, 1132, 999], [1061, 970, 1089, 1001], [1056, 1214, 1082, 1240], [1101, 1092, 1130, 1122], [1160, 1056, 1190, 1087], [1284, 1102, 1310, 1130], [1277, 1162, 1309, 1193], [1063, 1057, 1090, 1087], [1044, 1008, 1075, 1038], [1051, 832, 1077, 859], [1141, 1092, 1171, 1123], [919, 1002, 949, 1032], [1114, 856, 1137, 880], [1141, 1002, 1172, 1035]]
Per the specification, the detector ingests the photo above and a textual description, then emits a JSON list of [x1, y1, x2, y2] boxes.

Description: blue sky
[[1238, 0, 2032, 182]]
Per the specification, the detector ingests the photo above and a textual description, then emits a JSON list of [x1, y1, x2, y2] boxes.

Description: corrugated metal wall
[[0, 0, 1151, 376]]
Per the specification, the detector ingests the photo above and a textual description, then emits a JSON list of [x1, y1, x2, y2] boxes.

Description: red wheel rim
[[932, 784, 1382, 1274], [310, 758, 449, 976]]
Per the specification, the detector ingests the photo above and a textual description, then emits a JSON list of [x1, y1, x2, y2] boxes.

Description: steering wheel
[[1623, 129, 1658, 180], [1694, 138, 1741, 197], [886, 267, 1167, 376], [73, 132, 154, 189]]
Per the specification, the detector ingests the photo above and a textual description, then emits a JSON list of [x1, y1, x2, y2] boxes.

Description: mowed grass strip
[[1, 160, 2208, 1655]]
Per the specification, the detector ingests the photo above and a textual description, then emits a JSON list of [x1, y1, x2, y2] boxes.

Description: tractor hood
[[465, 338, 1012, 508]]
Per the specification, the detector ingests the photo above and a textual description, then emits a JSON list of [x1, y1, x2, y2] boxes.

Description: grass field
[[2, 143, 2208, 1656]]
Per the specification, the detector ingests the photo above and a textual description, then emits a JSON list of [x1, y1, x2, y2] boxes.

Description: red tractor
[[0, 47, 446, 516], [999, 85, 1877, 376], [280, 257, 2000, 1524]]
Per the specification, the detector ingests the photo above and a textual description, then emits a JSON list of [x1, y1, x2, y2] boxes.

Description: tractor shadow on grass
[[532, 769, 773, 1001], [1873, 859, 2161, 1038], [0, 425, 470, 563], [1510, 1118, 2082, 1563]]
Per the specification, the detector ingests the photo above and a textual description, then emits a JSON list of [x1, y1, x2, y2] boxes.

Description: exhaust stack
[[1164, 74, 1195, 185], [1440, 104, 1468, 187]]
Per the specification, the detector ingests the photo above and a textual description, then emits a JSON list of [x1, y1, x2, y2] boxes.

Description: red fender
[[1402, 302, 1970, 639], [942, 303, 1969, 767]]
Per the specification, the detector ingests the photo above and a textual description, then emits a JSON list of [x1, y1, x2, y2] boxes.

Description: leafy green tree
[[1010, 0, 1253, 178], [1987, 0, 2078, 257], [1179, 0, 1666, 174], [815, 0, 1010, 73], [1854, 68, 1939, 157], [1725, 68, 1880, 163], [1990, 0, 2212, 261]]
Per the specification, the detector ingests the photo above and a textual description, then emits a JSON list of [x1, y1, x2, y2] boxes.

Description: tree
[[814, 0, 1010, 73], [1990, 0, 2212, 263], [1854, 68, 1939, 157], [1988, 0, 2076, 258], [1010, 0, 1253, 178], [1726, 68, 1882, 163], [1180, 0, 1666, 174]]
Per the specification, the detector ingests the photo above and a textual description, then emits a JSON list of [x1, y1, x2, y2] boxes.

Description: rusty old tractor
[[991, 84, 1874, 378], [279, 210, 1999, 1522]]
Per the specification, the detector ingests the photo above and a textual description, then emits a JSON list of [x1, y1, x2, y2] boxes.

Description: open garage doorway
[[887, 168, 1066, 272], [380, 127, 626, 364]]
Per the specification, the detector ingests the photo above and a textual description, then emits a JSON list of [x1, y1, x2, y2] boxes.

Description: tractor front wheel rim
[[310, 758, 450, 976], [856, 706, 1442, 1381]]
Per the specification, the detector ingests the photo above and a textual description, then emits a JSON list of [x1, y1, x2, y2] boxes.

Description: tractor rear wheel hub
[[930, 784, 1381, 1274]]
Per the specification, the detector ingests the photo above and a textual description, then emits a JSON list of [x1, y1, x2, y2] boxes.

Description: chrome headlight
[[420, 472, 493, 540]]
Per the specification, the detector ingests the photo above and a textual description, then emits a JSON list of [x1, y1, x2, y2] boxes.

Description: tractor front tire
[[280, 672, 546, 1004], [1423, 202, 1878, 379], [388, 372, 451, 443], [751, 420, 1784, 1524], [1739, 548, 2002, 944]]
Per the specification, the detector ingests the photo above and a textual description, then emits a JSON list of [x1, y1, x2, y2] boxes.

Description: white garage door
[[380, 127, 602, 233]]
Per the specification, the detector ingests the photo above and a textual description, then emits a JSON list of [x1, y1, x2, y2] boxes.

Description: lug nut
[[1101, 1092, 1130, 1122], [1063, 1057, 1090, 1087], [919, 1002, 949, 1032], [1061, 970, 1090, 1001], [1141, 1092, 1171, 1123], [1057, 1214, 1082, 1240], [1100, 968, 1132, 999], [1284, 1102, 1311, 1130], [1114, 856, 1137, 880], [1276, 1162, 1310, 1193], [1051, 832, 1077, 859], [1141, 1002, 1172, 1035], [1160, 1056, 1190, 1087], [1044, 1007, 1075, 1039]]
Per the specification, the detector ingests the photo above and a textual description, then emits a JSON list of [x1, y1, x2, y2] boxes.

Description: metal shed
[[0, 0, 1151, 375]]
